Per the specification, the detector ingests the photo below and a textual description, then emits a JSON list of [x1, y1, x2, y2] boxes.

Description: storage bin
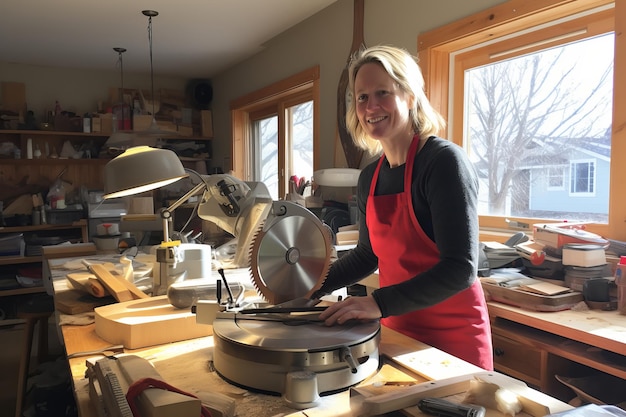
[[45, 209, 84, 224], [0, 233, 25, 256]]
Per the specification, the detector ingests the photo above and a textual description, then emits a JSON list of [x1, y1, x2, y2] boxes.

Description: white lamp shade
[[103, 146, 188, 199]]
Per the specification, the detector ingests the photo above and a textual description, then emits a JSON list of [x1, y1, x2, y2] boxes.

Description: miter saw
[[188, 174, 380, 409], [181, 173, 332, 305]]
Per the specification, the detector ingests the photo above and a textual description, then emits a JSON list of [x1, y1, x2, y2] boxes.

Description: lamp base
[[153, 243, 212, 295]]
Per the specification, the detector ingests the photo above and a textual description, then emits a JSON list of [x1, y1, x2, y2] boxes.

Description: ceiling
[[0, 0, 338, 80]]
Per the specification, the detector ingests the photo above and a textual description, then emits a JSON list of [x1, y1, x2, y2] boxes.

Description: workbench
[[46, 255, 572, 417], [488, 302, 626, 404], [363, 271, 626, 407]]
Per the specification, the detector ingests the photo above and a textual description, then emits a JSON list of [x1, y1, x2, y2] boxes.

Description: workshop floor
[[0, 318, 64, 417]]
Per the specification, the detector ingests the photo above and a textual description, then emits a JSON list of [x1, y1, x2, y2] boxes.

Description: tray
[[481, 282, 583, 311]]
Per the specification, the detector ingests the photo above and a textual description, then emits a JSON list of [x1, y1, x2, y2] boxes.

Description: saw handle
[[417, 398, 485, 417], [218, 268, 235, 306]]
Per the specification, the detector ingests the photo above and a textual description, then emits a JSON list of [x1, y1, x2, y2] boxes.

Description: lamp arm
[[160, 180, 208, 242]]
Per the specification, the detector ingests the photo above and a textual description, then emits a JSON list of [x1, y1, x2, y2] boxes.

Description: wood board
[[94, 295, 212, 349], [349, 372, 568, 417], [88, 263, 133, 302], [55, 289, 115, 315], [67, 272, 108, 298]]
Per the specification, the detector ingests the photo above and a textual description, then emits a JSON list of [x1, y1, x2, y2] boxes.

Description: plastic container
[[45, 209, 83, 224], [614, 256, 626, 315], [0, 233, 25, 256]]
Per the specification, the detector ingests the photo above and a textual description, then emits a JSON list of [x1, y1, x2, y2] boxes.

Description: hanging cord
[[144, 10, 158, 117], [126, 377, 212, 417], [114, 47, 127, 128]]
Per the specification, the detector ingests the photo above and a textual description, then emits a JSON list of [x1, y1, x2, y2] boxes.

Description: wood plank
[[116, 275, 149, 299], [54, 289, 114, 314], [350, 372, 565, 417], [88, 263, 133, 302]]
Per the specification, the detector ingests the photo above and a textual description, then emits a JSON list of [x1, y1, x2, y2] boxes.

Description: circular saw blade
[[249, 202, 331, 305]]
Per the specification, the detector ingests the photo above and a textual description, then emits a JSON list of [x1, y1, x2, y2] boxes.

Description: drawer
[[492, 333, 542, 381]]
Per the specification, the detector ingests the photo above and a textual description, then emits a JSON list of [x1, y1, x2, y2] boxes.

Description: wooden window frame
[[230, 66, 320, 199], [417, 0, 625, 240]]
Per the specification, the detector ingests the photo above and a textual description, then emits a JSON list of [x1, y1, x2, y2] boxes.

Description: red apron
[[367, 135, 493, 370]]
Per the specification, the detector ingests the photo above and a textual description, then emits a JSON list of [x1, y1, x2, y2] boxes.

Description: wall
[[0, 62, 186, 122], [210, 0, 507, 171], [0, 0, 506, 170]]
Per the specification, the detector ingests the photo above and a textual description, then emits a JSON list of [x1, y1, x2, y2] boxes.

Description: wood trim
[[418, 0, 613, 51], [609, 0, 626, 241], [418, 0, 626, 240], [230, 66, 320, 187], [418, 0, 613, 124], [230, 66, 319, 110]]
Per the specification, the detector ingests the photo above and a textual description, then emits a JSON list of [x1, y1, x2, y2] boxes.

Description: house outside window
[[461, 11, 612, 222]]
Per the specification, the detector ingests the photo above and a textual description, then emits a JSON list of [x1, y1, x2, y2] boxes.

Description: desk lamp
[[103, 145, 192, 295], [104, 146, 273, 296]]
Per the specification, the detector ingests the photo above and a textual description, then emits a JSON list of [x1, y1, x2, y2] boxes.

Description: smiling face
[[354, 62, 414, 147]]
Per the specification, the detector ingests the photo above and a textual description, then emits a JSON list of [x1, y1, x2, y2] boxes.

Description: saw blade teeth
[[247, 206, 333, 306]]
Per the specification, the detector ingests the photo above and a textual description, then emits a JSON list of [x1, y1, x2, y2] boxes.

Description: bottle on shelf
[[26, 138, 33, 159]]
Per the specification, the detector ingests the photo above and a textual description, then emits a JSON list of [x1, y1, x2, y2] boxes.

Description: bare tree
[[468, 48, 612, 215], [257, 101, 314, 192]]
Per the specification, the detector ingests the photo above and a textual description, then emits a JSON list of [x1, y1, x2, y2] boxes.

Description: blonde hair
[[346, 45, 446, 154]]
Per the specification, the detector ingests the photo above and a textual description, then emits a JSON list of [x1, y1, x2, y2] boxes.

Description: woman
[[316, 45, 493, 370]]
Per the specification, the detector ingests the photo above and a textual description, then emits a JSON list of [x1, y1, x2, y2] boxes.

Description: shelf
[[0, 158, 110, 165], [0, 255, 42, 266], [0, 129, 211, 141], [0, 221, 89, 267], [493, 318, 626, 381], [0, 129, 109, 137], [0, 220, 88, 234], [0, 286, 46, 298]]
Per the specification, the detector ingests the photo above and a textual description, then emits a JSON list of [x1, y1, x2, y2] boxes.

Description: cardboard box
[[133, 115, 153, 132], [177, 125, 193, 137], [156, 120, 177, 133], [99, 113, 114, 135], [1, 82, 27, 117], [201, 110, 213, 137], [91, 117, 102, 132]]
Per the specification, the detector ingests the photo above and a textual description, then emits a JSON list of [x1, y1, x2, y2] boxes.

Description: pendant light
[[104, 9, 174, 151]]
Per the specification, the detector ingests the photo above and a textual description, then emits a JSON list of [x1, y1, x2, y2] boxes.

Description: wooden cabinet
[[492, 331, 544, 386], [0, 129, 213, 206], [488, 302, 626, 404], [0, 130, 111, 195], [0, 220, 88, 323], [0, 221, 88, 259]]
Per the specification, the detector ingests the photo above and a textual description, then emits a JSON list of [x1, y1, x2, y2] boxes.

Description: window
[[570, 160, 596, 196], [418, 0, 626, 239], [547, 166, 565, 190], [231, 67, 320, 200]]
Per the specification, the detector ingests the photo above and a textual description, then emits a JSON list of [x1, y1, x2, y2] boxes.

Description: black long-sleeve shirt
[[319, 136, 480, 318]]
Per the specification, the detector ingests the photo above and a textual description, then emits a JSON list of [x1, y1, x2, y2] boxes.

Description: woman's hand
[[318, 296, 382, 325]]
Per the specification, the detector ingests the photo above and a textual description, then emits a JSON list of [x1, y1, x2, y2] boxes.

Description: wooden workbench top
[[48, 255, 571, 417], [488, 301, 626, 356]]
